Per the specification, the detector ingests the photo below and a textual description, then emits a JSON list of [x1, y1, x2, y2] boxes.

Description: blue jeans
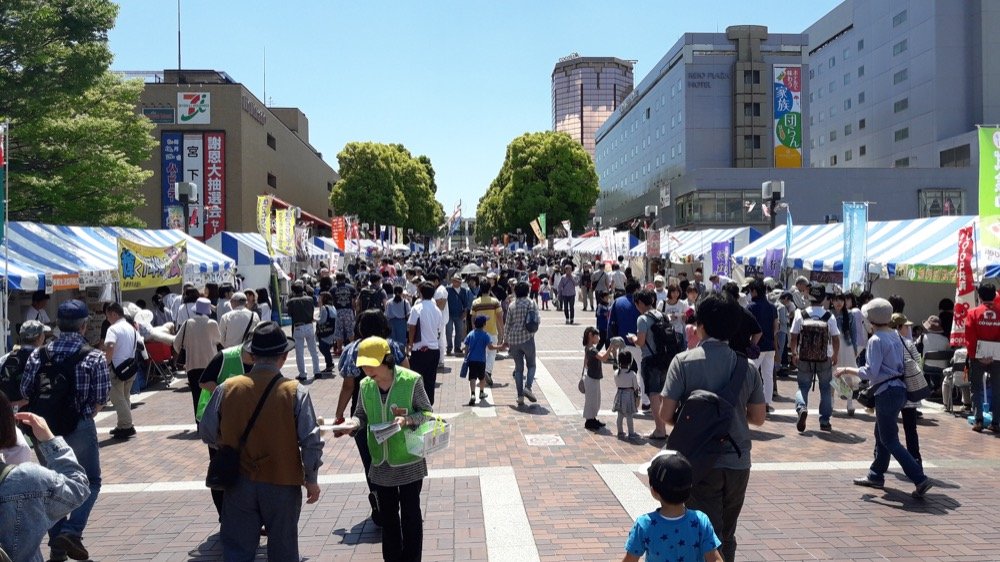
[[49, 416, 101, 542], [446, 315, 467, 353], [868, 385, 927, 485], [509, 339, 536, 398], [293, 323, 320, 377], [795, 360, 833, 423]]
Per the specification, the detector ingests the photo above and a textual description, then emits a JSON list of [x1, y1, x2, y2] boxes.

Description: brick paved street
[[81, 305, 1000, 561]]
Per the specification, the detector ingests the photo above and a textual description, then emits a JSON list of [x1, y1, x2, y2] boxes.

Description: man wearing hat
[[0, 320, 51, 408], [789, 283, 840, 432], [199, 321, 324, 561], [445, 274, 472, 356], [25, 290, 51, 325], [335, 336, 433, 562], [174, 297, 223, 417], [20, 300, 109, 562]]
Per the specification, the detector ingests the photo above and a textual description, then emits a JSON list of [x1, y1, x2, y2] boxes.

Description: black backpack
[[0, 346, 34, 402], [359, 286, 384, 312], [643, 311, 682, 371], [23, 345, 93, 437], [666, 357, 750, 483]]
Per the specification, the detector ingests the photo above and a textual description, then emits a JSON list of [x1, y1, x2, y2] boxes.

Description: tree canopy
[[476, 131, 598, 241], [330, 142, 444, 233], [9, 72, 156, 226]]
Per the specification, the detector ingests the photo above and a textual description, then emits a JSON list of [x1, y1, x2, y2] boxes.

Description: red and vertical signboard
[[331, 216, 346, 251], [203, 132, 226, 239], [951, 225, 976, 348]]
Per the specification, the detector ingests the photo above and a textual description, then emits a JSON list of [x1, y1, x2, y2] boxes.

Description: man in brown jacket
[[199, 322, 325, 561]]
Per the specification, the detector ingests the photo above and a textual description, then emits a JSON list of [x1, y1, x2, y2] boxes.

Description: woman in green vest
[[335, 336, 432, 562]]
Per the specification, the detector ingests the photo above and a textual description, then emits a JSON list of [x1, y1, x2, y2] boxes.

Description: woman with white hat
[[174, 298, 222, 418], [837, 298, 934, 498]]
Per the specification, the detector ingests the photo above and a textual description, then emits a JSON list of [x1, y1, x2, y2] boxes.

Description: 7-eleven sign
[[177, 92, 211, 124]]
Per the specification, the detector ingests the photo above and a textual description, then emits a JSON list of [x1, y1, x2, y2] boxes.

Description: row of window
[[812, 9, 905, 77]]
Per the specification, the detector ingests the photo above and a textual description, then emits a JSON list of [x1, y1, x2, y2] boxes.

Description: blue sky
[[109, 0, 841, 218]]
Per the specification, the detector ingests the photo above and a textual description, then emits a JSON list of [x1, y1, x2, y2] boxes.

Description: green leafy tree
[[476, 131, 598, 241], [416, 154, 437, 194], [0, 0, 117, 123], [10, 72, 156, 226], [331, 142, 444, 233]]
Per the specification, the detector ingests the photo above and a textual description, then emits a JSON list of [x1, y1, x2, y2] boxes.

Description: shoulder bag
[[175, 321, 189, 369], [112, 328, 140, 381], [206, 373, 284, 490], [900, 335, 930, 402]]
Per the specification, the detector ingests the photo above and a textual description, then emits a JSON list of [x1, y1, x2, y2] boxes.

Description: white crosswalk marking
[[533, 359, 579, 416], [479, 466, 541, 562]]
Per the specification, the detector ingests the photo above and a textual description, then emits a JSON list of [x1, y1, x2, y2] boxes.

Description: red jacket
[[965, 301, 1000, 360]]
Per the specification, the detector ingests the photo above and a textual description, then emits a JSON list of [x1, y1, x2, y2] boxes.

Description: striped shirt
[[21, 333, 110, 418], [503, 297, 536, 346]]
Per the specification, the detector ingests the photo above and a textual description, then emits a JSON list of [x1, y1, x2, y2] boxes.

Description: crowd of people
[[0, 247, 994, 562]]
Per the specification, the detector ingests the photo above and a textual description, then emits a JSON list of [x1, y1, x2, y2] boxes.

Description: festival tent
[[628, 227, 761, 261], [54, 225, 235, 288], [206, 232, 293, 289], [733, 216, 977, 275]]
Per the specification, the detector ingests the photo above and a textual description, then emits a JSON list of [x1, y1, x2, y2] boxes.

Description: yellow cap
[[357, 337, 391, 368]]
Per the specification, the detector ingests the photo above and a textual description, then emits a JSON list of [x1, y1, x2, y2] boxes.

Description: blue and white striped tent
[[629, 227, 761, 261], [206, 232, 293, 270], [0, 222, 234, 291], [733, 215, 980, 276]]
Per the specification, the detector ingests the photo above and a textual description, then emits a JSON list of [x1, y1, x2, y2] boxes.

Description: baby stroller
[[144, 340, 175, 387]]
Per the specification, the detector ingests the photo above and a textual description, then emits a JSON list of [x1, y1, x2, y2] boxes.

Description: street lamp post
[[762, 180, 785, 231]]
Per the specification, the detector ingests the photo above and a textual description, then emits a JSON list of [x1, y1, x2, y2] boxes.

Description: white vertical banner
[[599, 228, 616, 263], [182, 133, 205, 238], [614, 230, 630, 260]]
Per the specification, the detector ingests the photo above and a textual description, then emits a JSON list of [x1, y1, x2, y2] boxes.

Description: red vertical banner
[[331, 216, 346, 251], [203, 132, 226, 239], [951, 225, 976, 348]]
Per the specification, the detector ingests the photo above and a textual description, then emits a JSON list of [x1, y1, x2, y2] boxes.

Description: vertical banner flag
[[711, 242, 731, 277], [785, 209, 793, 260], [117, 238, 188, 290], [0, 123, 6, 245], [161, 131, 184, 229], [842, 202, 869, 291], [646, 229, 661, 258], [182, 133, 205, 238], [331, 217, 346, 252], [530, 219, 544, 242], [203, 132, 226, 239], [256, 195, 273, 256], [763, 248, 784, 279], [286, 211, 298, 254], [599, 228, 616, 263], [538, 213, 547, 237], [773, 65, 802, 168], [978, 127, 1000, 265], [951, 225, 977, 348], [274, 210, 289, 255], [613, 230, 630, 260]]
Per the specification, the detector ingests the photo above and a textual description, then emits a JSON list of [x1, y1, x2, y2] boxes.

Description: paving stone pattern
[[78, 305, 1000, 561]]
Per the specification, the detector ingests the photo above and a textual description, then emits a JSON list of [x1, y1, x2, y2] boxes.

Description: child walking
[[463, 315, 502, 406], [540, 280, 551, 310], [612, 350, 641, 441], [583, 326, 615, 430], [596, 290, 612, 351], [623, 452, 723, 562]]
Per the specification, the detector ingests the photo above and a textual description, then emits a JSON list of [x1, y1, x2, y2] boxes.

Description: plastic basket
[[404, 417, 451, 457]]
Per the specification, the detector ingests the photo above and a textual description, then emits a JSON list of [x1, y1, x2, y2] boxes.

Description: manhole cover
[[525, 434, 565, 446]]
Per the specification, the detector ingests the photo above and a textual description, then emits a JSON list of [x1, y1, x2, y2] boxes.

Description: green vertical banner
[[979, 126, 1000, 265], [537, 213, 546, 237]]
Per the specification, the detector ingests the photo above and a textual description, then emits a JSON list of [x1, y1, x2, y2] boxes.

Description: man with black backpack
[[20, 300, 110, 562], [0, 320, 49, 408], [789, 283, 841, 433], [630, 289, 682, 440], [660, 294, 766, 562]]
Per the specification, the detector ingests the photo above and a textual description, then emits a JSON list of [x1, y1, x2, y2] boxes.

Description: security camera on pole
[[175, 181, 198, 235], [762, 180, 784, 232]]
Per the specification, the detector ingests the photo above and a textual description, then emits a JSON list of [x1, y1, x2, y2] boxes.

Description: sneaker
[[47, 554, 69, 562], [296, 376, 307, 382], [479, 390, 487, 400], [617, 432, 627, 440], [796, 410, 808, 432], [847, 408, 856, 417], [584, 419, 600, 430], [596, 420, 606, 428], [468, 397, 476, 406], [628, 433, 642, 441], [49, 534, 88, 561], [641, 404, 652, 411], [912, 478, 935, 499], [516, 396, 525, 406], [853, 477, 884, 489], [523, 388, 537, 402], [766, 405, 774, 414], [820, 422, 833, 432], [646, 432, 667, 440], [973, 420, 984, 432]]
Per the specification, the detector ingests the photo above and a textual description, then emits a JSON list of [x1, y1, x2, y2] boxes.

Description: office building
[[805, 0, 1000, 177], [131, 69, 337, 239], [552, 55, 634, 158]]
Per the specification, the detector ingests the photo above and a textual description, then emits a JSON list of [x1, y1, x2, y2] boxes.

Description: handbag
[[855, 374, 904, 409], [206, 373, 284, 490], [175, 322, 188, 368], [112, 328, 140, 381], [900, 335, 930, 401]]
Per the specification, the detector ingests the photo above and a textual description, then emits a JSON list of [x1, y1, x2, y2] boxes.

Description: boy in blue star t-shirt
[[464, 315, 502, 406], [623, 452, 722, 562]]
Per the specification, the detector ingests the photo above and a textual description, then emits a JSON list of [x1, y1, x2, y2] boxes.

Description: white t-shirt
[[790, 306, 841, 359], [25, 307, 50, 324], [408, 299, 442, 350], [654, 289, 668, 304], [105, 318, 138, 367], [658, 300, 690, 334]]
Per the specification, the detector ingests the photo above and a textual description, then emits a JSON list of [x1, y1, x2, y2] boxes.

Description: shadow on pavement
[[748, 429, 785, 441], [813, 431, 867, 445], [167, 430, 201, 441], [332, 520, 382, 545], [506, 404, 551, 415], [861, 490, 961, 514]]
